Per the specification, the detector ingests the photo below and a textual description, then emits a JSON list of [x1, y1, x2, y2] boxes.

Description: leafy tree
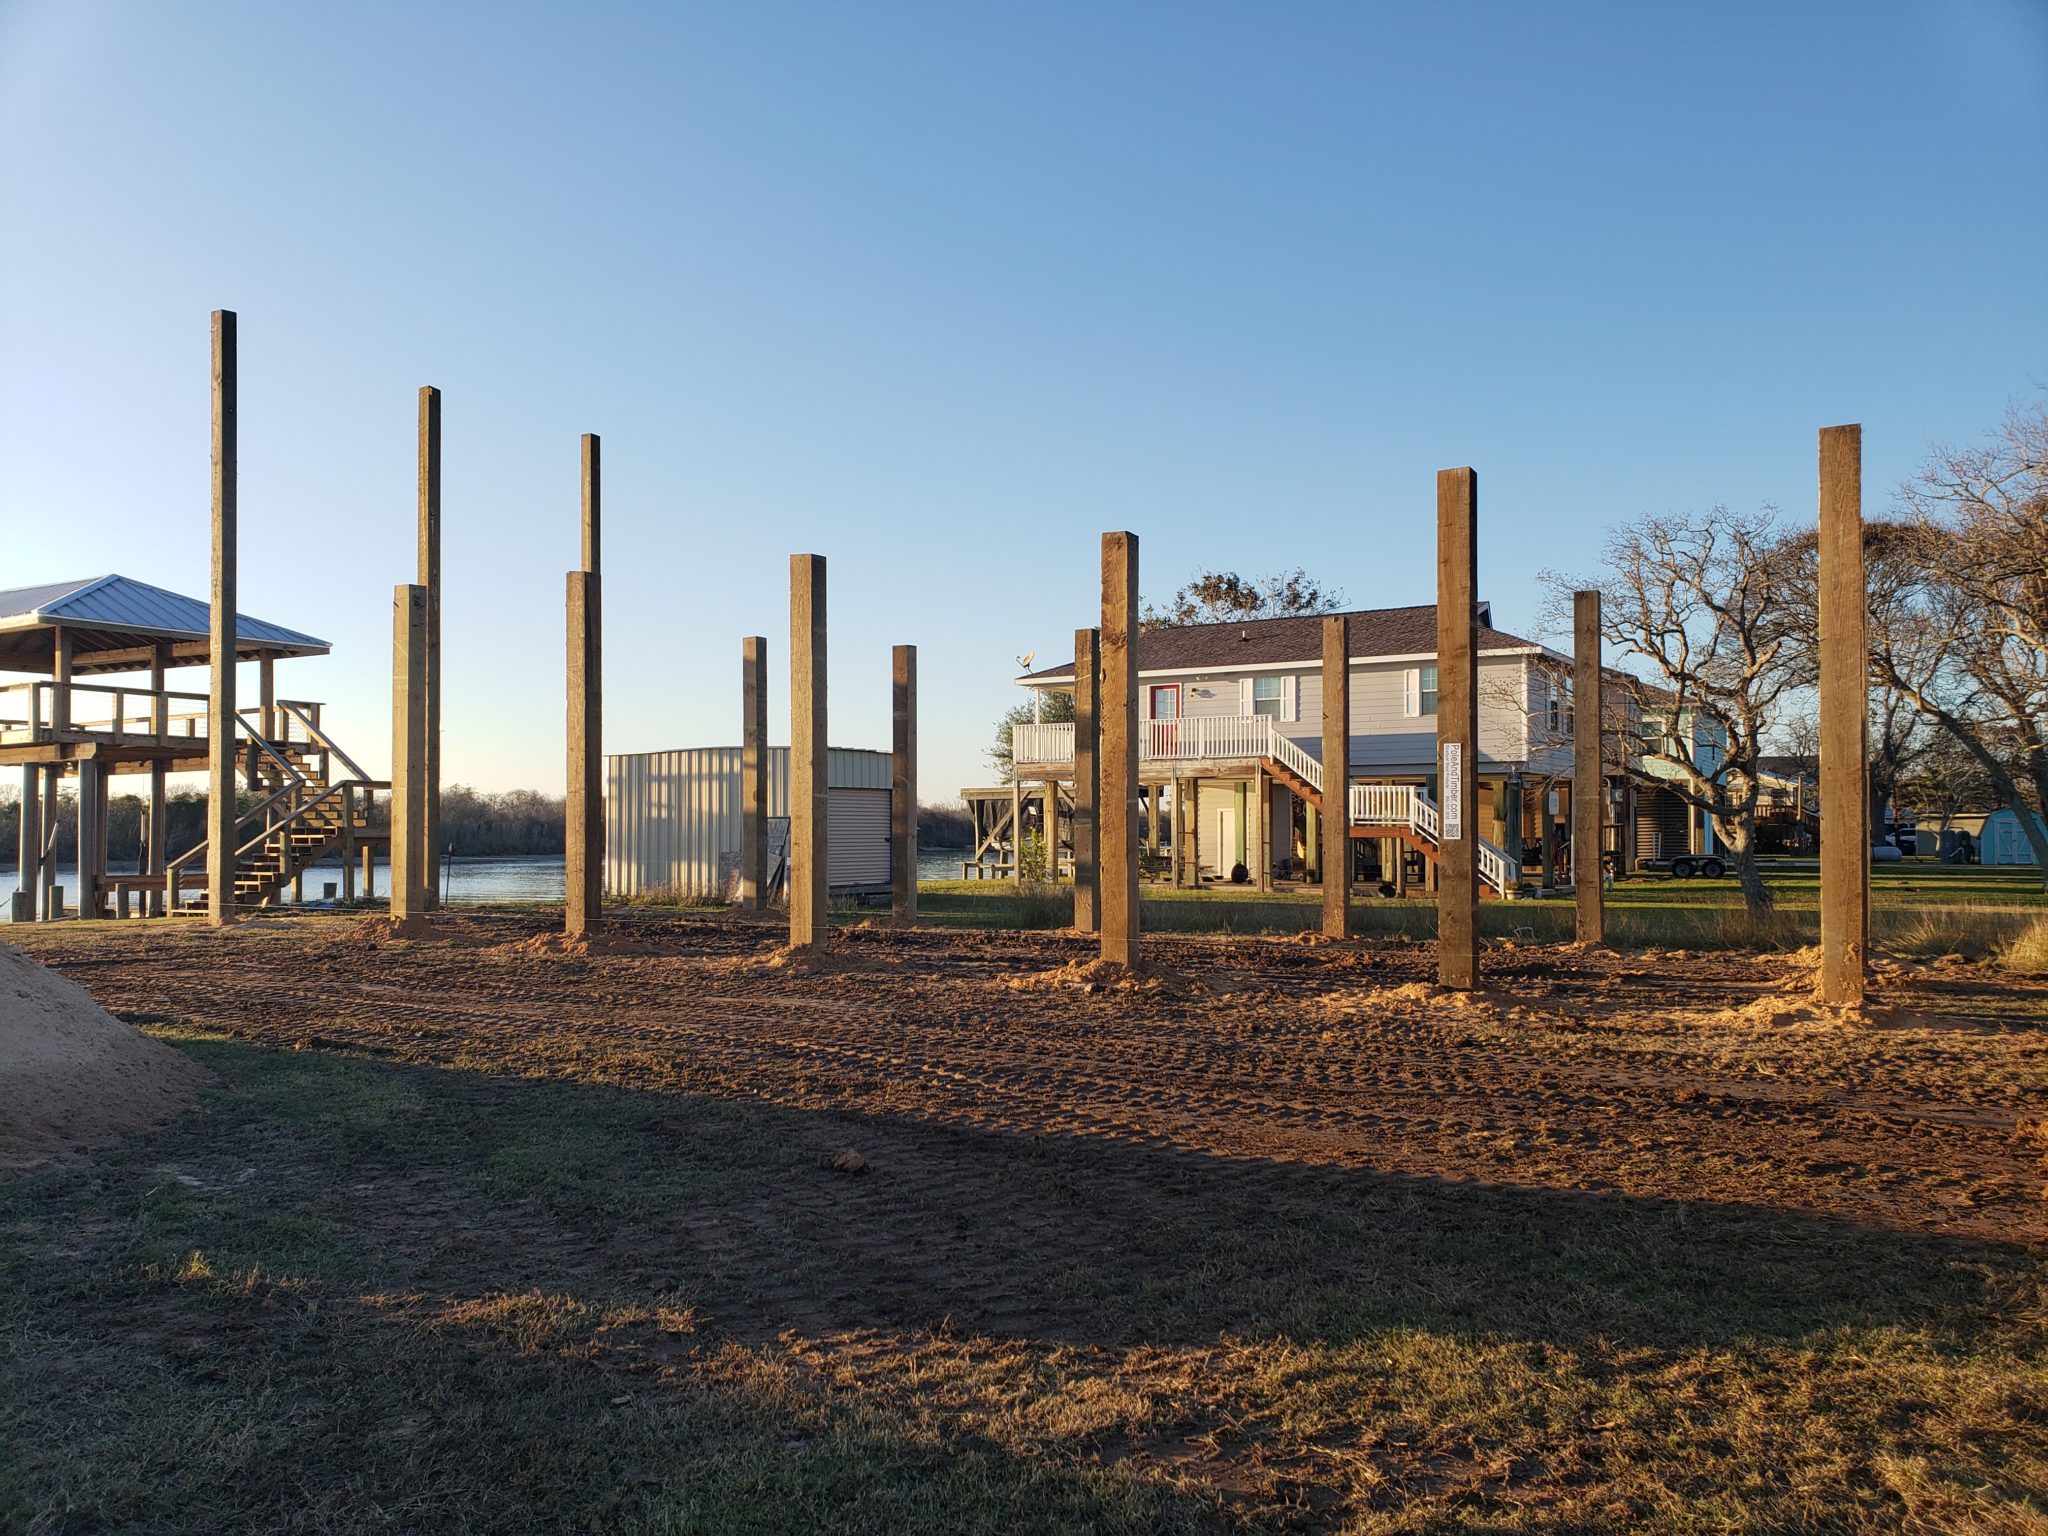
[[987, 689, 1074, 784], [1141, 569, 1344, 630]]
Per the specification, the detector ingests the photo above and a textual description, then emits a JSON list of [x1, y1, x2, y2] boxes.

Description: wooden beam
[[15, 765, 39, 922], [207, 309, 238, 926], [1321, 614, 1350, 936], [1072, 627, 1100, 932], [740, 636, 768, 908], [419, 385, 442, 909], [1099, 531, 1140, 966], [564, 570, 600, 934], [891, 643, 918, 922], [789, 554, 828, 947], [391, 584, 429, 921], [1436, 467, 1480, 989], [1573, 591, 1604, 944], [1818, 423, 1868, 1006]]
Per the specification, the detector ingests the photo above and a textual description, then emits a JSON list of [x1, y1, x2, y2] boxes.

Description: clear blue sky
[[3, 1, 2043, 799]]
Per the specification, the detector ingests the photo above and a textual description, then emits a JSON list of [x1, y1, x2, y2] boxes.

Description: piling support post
[[1072, 627, 1100, 932], [789, 554, 828, 948], [740, 636, 768, 908], [1321, 614, 1350, 937], [1098, 532, 1140, 967], [390, 584, 429, 921], [1436, 468, 1480, 989], [564, 435, 603, 935], [206, 309, 238, 926], [1818, 424, 1868, 1007], [418, 385, 442, 908], [1573, 590, 1604, 945], [15, 766, 39, 923], [891, 644, 918, 922]]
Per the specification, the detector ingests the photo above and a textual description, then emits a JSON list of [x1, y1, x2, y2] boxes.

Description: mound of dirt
[[1005, 957, 1207, 996], [0, 942, 209, 1173]]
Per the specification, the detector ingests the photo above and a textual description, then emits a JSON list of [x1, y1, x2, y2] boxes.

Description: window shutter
[[1403, 668, 1419, 717], [1240, 678, 1253, 715], [1281, 674, 1299, 722]]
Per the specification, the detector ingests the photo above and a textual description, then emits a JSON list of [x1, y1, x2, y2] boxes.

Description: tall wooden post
[[1573, 590, 1604, 945], [1436, 468, 1480, 990], [391, 584, 428, 921], [1072, 627, 1100, 932], [564, 436, 602, 935], [1099, 532, 1140, 967], [418, 385, 442, 908], [1320, 614, 1350, 937], [15, 766, 39, 923], [146, 642, 169, 914], [891, 644, 918, 922], [207, 309, 238, 926], [789, 555, 828, 948], [77, 761, 104, 919], [1818, 423, 1868, 1006], [740, 636, 768, 908]]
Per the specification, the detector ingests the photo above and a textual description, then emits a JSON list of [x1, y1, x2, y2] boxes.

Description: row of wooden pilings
[[532, 425, 1872, 1007]]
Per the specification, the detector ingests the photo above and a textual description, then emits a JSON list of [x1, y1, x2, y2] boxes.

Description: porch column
[[1010, 778, 1022, 883], [1436, 467, 1480, 990], [1818, 423, 1868, 1006], [206, 308, 238, 926], [1187, 777, 1201, 886], [1573, 591, 1604, 943], [1169, 777, 1183, 885], [259, 653, 275, 743], [41, 766, 61, 916], [1256, 767, 1272, 892], [51, 626, 71, 734], [1320, 614, 1350, 938]]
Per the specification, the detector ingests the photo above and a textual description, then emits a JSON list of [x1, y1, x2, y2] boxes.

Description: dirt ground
[[5, 910, 2045, 1532]]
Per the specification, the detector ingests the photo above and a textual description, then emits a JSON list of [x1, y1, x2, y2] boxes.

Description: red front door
[[1149, 685, 1180, 754]]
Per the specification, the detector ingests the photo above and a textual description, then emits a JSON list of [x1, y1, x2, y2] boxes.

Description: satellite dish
[[1018, 651, 1035, 669]]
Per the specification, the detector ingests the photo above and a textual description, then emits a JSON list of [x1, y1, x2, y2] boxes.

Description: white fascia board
[[1014, 646, 1544, 687]]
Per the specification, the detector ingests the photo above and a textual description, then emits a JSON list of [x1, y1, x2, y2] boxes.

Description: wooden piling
[[206, 310, 238, 925], [892, 643, 918, 922], [391, 584, 428, 921], [1818, 424, 1868, 1007], [1099, 532, 1140, 967], [740, 636, 768, 908], [1573, 590, 1604, 945], [564, 436, 603, 935], [790, 555, 828, 948], [14, 765, 38, 923], [1072, 627, 1100, 932], [418, 386, 442, 909], [1321, 615, 1350, 937], [1436, 468, 1480, 990]]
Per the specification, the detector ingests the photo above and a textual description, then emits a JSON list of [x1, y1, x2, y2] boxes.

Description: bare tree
[[1897, 732, 1996, 849], [1141, 569, 1344, 630], [1546, 506, 1801, 916], [1861, 405, 2048, 882]]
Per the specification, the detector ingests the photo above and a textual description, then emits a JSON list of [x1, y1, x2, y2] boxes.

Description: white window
[[1404, 666, 1439, 717], [1280, 674, 1299, 722], [1251, 675, 1283, 718]]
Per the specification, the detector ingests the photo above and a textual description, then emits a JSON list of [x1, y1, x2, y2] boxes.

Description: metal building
[[605, 746, 893, 901]]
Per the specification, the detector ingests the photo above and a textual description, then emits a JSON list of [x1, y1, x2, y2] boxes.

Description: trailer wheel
[[1671, 857, 1696, 878], [1701, 857, 1726, 879]]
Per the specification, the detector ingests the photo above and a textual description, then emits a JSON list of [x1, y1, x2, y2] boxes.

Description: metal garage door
[[828, 788, 892, 890]]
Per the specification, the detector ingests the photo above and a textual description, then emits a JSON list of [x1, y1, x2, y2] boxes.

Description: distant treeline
[[1, 785, 977, 862]]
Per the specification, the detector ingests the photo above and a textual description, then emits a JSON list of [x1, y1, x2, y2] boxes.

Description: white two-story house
[[976, 603, 1593, 896]]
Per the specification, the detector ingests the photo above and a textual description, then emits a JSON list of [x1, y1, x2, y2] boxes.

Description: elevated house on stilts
[[2, 575, 388, 920]]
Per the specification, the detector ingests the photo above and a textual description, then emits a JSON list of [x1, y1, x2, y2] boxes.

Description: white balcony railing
[[1009, 713, 1522, 894]]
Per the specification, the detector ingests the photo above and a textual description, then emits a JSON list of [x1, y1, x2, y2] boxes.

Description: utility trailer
[[1635, 853, 1728, 879]]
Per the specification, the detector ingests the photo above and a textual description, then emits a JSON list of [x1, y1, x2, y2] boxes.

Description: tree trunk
[[1713, 812, 1773, 918]]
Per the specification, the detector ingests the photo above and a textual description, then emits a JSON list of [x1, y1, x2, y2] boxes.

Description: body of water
[[8, 849, 981, 920]]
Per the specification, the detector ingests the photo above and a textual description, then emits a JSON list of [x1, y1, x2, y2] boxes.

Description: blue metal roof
[[0, 574, 329, 654]]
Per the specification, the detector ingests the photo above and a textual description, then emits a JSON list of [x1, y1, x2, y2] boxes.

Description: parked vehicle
[[1635, 854, 1727, 879]]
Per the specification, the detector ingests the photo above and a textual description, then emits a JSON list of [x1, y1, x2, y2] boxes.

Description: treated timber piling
[[1436, 468, 1480, 990], [564, 435, 602, 936], [892, 644, 917, 923], [1573, 590, 1604, 945], [1072, 627, 1101, 933], [14, 766, 39, 922], [418, 386, 442, 909], [790, 554, 828, 949], [206, 309, 238, 925], [740, 637, 768, 909], [1099, 532, 1140, 967], [1818, 424, 1868, 1007], [1321, 614, 1350, 938], [147, 641, 169, 914], [391, 584, 429, 921]]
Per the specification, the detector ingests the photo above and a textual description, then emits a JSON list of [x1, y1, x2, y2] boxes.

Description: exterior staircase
[[168, 702, 387, 915]]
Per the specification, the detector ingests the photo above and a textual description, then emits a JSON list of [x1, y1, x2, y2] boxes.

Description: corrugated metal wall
[[606, 746, 892, 899]]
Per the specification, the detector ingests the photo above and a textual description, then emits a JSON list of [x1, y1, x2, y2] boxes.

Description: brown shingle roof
[[1020, 604, 1541, 683]]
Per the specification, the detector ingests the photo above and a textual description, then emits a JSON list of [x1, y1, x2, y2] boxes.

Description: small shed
[[1980, 807, 2046, 866], [606, 746, 893, 901]]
